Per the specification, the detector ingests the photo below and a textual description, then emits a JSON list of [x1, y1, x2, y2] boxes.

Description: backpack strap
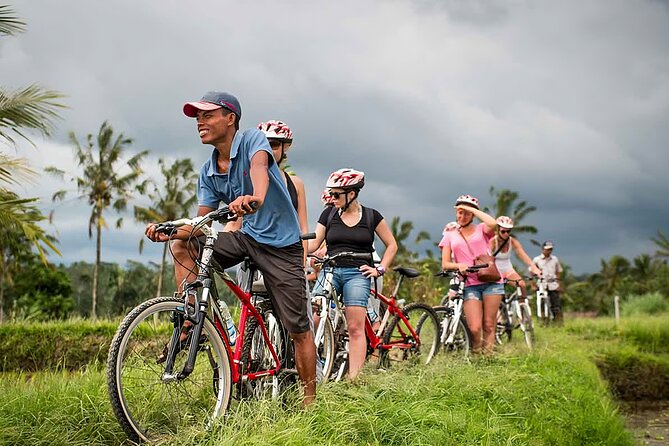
[[324, 206, 338, 233]]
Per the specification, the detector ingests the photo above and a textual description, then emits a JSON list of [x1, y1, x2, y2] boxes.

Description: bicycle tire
[[380, 303, 440, 367], [315, 316, 335, 384], [433, 305, 471, 358], [495, 304, 513, 345], [330, 316, 349, 382], [239, 308, 290, 401], [519, 302, 534, 349], [107, 296, 231, 443]]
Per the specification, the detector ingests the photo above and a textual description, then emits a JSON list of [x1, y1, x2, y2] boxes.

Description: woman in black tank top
[[257, 120, 308, 236]]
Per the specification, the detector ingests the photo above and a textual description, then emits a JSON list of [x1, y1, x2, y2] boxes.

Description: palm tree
[[47, 121, 147, 318], [0, 188, 60, 322], [651, 224, 669, 260], [589, 255, 630, 300], [134, 158, 197, 298], [389, 216, 431, 265], [484, 187, 538, 236], [1, 6, 65, 148]]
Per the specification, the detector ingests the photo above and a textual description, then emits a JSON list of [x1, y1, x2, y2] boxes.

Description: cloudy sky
[[3, 0, 669, 274]]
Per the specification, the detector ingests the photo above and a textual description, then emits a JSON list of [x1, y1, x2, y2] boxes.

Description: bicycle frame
[[158, 210, 283, 386], [535, 278, 550, 320], [439, 273, 466, 345]]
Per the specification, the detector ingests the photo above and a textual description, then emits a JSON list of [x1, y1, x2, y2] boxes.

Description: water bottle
[[218, 299, 237, 346], [328, 300, 336, 320]]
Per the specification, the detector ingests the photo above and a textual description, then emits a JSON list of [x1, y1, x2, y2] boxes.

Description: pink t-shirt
[[438, 223, 498, 286]]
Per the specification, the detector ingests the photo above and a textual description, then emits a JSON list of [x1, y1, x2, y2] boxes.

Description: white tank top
[[493, 238, 514, 273]]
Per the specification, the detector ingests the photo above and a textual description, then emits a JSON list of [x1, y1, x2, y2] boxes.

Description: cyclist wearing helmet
[[256, 120, 308, 235], [308, 168, 397, 379], [439, 194, 503, 354], [490, 216, 542, 300], [146, 92, 316, 406]]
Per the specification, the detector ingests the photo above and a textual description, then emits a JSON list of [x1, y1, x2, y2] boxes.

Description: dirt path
[[623, 401, 669, 446]]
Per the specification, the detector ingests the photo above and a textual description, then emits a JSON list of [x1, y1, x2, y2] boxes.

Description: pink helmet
[[257, 120, 293, 143], [496, 216, 514, 229], [321, 188, 335, 206], [326, 168, 365, 190], [455, 194, 479, 210]]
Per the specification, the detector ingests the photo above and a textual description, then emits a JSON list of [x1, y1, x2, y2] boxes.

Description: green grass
[[621, 292, 669, 316], [0, 325, 635, 446], [566, 315, 669, 354]]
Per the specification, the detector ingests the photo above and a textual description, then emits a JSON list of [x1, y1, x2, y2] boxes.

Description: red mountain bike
[[106, 206, 317, 443]]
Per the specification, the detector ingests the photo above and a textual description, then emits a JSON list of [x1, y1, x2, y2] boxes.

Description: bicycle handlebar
[[309, 251, 374, 267], [435, 263, 488, 277], [153, 204, 256, 237]]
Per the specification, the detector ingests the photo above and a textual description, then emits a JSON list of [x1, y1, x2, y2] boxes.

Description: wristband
[[376, 266, 386, 276]]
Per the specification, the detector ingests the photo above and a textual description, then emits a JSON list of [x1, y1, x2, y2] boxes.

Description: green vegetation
[[0, 319, 117, 372], [621, 292, 669, 316], [2, 317, 652, 446]]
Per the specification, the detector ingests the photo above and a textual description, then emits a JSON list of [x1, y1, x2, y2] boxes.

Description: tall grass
[[0, 327, 634, 446], [621, 292, 668, 316]]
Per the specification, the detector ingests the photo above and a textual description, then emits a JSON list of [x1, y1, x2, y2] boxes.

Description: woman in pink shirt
[[439, 194, 503, 353]]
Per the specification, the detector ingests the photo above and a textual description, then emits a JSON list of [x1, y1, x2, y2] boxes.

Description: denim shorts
[[463, 282, 505, 301], [312, 267, 371, 308]]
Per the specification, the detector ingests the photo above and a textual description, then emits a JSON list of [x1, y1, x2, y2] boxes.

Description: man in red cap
[[146, 91, 316, 405]]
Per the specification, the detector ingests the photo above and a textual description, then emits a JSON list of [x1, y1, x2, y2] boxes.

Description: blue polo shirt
[[197, 128, 301, 248]]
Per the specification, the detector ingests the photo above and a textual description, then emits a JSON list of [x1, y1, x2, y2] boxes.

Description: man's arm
[[228, 151, 269, 216]]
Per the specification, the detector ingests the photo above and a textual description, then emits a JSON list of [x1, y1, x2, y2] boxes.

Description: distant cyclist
[[532, 240, 564, 324], [257, 120, 309, 237], [439, 194, 502, 354], [490, 216, 542, 300], [308, 168, 397, 379]]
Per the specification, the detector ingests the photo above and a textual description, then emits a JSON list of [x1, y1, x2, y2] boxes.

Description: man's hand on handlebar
[[145, 223, 173, 243], [229, 195, 261, 217]]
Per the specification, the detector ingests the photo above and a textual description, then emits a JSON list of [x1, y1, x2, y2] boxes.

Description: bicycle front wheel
[[433, 305, 471, 358], [315, 316, 335, 384], [519, 302, 534, 349], [107, 296, 232, 443], [380, 303, 440, 367]]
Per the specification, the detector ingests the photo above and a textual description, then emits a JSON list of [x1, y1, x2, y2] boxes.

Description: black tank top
[[283, 171, 299, 211]]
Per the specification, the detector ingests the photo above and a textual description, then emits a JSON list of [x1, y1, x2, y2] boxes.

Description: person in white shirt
[[532, 241, 564, 324]]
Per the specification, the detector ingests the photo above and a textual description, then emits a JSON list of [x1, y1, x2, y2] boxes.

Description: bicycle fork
[[162, 280, 214, 381]]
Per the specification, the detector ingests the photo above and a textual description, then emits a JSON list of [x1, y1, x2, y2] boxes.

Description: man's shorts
[[202, 231, 309, 334]]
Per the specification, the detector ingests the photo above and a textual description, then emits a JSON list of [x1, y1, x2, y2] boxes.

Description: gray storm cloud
[[4, 0, 669, 273]]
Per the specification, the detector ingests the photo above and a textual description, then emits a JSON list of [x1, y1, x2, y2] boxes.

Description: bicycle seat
[[393, 267, 420, 278]]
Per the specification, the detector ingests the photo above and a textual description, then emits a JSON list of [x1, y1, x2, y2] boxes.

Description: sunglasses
[[500, 229, 512, 234], [269, 140, 283, 148], [328, 191, 344, 199]]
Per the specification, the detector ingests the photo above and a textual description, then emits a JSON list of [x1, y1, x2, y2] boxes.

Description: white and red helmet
[[321, 188, 335, 206], [257, 120, 293, 143], [496, 216, 514, 229], [326, 168, 365, 190], [455, 194, 479, 210]]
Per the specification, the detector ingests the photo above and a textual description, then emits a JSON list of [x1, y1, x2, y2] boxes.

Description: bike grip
[[154, 223, 176, 236], [300, 232, 316, 240]]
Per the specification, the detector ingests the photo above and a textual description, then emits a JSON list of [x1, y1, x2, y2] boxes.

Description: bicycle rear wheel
[[433, 305, 471, 358], [495, 304, 513, 345], [239, 309, 293, 401], [315, 316, 335, 384], [519, 302, 534, 349], [107, 296, 231, 443], [380, 303, 440, 367]]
